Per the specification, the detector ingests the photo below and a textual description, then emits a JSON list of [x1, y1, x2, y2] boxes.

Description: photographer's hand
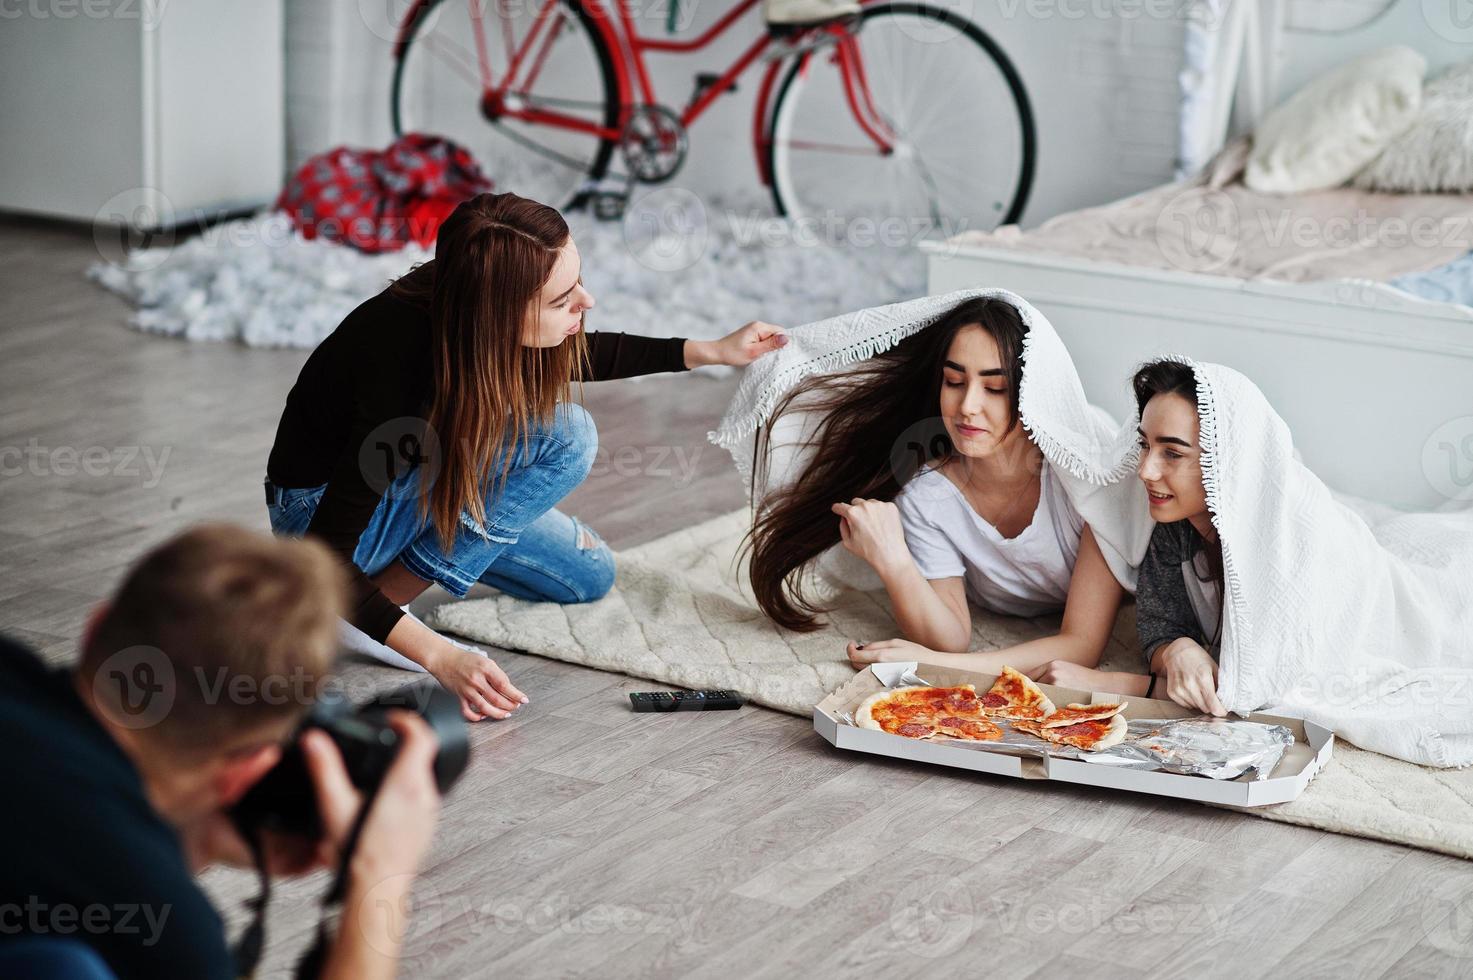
[[304, 712, 443, 980]]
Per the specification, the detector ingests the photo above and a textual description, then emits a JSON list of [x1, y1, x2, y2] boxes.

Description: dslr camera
[[231, 681, 470, 840]]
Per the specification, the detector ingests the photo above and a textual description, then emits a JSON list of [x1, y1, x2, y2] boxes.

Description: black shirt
[[266, 279, 689, 642], [0, 635, 234, 980]]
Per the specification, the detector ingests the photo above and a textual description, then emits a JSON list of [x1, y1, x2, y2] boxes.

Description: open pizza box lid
[[813, 663, 1334, 807]]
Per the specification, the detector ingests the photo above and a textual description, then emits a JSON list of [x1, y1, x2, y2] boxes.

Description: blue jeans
[[267, 403, 614, 604]]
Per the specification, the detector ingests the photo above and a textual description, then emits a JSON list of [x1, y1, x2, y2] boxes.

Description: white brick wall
[[282, 0, 1190, 225]]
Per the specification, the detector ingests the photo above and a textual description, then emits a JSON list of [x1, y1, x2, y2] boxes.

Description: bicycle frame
[[393, 0, 896, 186]]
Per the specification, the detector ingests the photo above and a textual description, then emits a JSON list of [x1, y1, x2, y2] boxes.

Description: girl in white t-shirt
[[746, 296, 1125, 667]]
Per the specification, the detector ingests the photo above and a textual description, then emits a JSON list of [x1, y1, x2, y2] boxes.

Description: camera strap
[[293, 780, 384, 979], [231, 779, 384, 980], [231, 833, 272, 979]]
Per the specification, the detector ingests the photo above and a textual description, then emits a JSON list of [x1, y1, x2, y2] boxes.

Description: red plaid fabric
[[276, 133, 493, 253]]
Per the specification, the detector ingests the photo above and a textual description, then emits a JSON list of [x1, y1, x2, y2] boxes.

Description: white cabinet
[[0, 0, 284, 226]]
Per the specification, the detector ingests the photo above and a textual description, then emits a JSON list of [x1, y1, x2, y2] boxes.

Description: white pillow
[[1354, 61, 1473, 193], [1246, 46, 1426, 194]]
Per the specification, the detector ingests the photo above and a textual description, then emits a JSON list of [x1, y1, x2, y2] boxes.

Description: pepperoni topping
[[981, 692, 1008, 708], [872, 686, 1002, 741], [944, 718, 1002, 740], [1056, 720, 1108, 737]]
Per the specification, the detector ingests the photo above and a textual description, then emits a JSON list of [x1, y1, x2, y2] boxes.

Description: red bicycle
[[390, 0, 1035, 232]]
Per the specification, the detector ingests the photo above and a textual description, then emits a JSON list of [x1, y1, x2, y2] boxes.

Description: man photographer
[[0, 525, 443, 979]]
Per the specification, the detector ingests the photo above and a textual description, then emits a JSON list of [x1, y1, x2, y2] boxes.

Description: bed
[[923, 138, 1473, 510]]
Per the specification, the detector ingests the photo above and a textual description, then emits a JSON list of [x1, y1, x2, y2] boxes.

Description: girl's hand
[[831, 498, 911, 577], [424, 641, 528, 722], [1158, 638, 1225, 716], [1027, 660, 1104, 691], [686, 321, 789, 368], [846, 637, 936, 669]]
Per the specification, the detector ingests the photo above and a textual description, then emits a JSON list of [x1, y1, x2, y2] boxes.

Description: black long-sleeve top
[[266, 283, 689, 642]]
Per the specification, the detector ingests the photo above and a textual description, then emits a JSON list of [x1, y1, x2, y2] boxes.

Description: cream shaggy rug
[[429, 510, 1473, 860]]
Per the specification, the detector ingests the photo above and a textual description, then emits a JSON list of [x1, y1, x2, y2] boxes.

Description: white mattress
[[948, 139, 1473, 289]]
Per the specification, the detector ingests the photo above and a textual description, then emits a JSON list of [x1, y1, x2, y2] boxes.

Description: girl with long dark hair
[[750, 296, 1127, 672], [265, 192, 787, 721]]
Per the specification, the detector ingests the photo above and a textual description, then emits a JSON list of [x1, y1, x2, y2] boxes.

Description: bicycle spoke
[[776, 139, 889, 157], [395, 0, 617, 208], [523, 10, 566, 92], [466, 0, 495, 88], [770, 5, 1033, 232], [493, 0, 517, 69], [421, 34, 485, 90], [489, 118, 599, 172], [908, 153, 944, 227]]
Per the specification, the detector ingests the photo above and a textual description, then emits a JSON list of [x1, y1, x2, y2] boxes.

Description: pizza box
[[813, 663, 1334, 807]]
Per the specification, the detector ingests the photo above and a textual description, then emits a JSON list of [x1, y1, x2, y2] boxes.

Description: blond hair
[[80, 524, 347, 752]]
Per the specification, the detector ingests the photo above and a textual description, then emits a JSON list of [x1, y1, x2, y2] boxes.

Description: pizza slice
[[1040, 702, 1127, 728], [979, 666, 1057, 720], [1014, 702, 1129, 752], [855, 685, 1001, 741], [855, 685, 960, 738]]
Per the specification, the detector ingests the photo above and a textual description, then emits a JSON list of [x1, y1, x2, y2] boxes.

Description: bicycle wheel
[[392, 0, 622, 210], [766, 3, 1035, 237]]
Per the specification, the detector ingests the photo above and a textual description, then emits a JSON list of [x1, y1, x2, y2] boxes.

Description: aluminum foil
[[1083, 717, 1295, 780], [842, 664, 1296, 780]]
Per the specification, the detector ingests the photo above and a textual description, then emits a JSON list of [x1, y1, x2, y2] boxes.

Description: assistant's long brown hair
[[745, 297, 1028, 631], [390, 192, 589, 551]]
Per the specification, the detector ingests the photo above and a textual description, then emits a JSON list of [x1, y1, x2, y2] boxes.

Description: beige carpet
[[429, 510, 1473, 860]]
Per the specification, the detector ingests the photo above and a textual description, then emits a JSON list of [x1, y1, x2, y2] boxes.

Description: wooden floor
[[2, 216, 1469, 979]]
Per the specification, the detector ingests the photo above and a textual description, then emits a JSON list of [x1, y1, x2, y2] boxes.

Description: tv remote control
[[629, 689, 744, 712]]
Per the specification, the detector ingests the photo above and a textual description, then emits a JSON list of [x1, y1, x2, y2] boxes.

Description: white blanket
[[710, 290, 1473, 767], [1183, 359, 1473, 768], [709, 287, 1154, 592]]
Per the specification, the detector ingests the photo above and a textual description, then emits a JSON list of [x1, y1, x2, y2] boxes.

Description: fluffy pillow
[[1354, 62, 1473, 193], [1246, 46, 1426, 194]]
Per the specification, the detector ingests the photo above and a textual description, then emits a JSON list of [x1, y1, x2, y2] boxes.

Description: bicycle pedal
[[591, 191, 628, 221]]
